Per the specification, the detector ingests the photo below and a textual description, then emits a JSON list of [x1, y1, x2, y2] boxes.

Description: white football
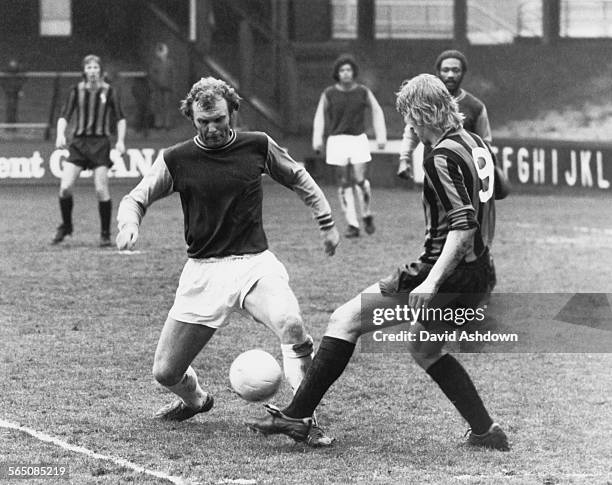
[[229, 349, 283, 402]]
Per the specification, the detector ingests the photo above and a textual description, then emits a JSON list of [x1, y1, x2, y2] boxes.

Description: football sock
[[338, 186, 359, 228], [426, 354, 493, 435], [281, 335, 314, 393], [59, 195, 73, 228], [283, 336, 355, 419], [354, 179, 372, 217], [165, 366, 208, 410], [98, 200, 112, 235]]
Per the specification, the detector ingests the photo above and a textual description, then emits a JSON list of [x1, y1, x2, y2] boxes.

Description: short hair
[[179, 77, 241, 120], [332, 54, 358, 82], [395, 74, 464, 132], [82, 54, 102, 71], [435, 49, 468, 72]]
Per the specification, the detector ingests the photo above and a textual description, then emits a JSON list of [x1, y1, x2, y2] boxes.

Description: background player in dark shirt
[[116, 77, 340, 445], [52, 54, 126, 247], [398, 50, 491, 179], [247, 74, 509, 452], [313, 55, 386, 238]]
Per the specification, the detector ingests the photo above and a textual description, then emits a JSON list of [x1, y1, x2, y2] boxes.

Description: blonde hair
[[179, 77, 241, 120], [395, 74, 464, 131]]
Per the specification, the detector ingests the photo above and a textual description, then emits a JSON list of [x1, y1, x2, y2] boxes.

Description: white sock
[[281, 335, 314, 393], [165, 366, 207, 409], [354, 180, 372, 217], [338, 187, 359, 228], [281, 337, 322, 425]]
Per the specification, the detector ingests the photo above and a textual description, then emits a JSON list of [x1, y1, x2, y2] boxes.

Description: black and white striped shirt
[[59, 81, 125, 137], [420, 128, 496, 264]]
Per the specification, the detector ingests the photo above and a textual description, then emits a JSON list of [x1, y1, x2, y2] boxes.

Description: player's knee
[[277, 314, 306, 343], [94, 186, 109, 200], [409, 347, 444, 370], [328, 306, 361, 341], [152, 360, 182, 387]]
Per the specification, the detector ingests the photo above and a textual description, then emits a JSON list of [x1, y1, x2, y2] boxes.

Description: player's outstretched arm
[[116, 223, 139, 250], [264, 135, 339, 255], [55, 118, 68, 149], [398, 125, 418, 180], [367, 89, 387, 149], [409, 228, 475, 309], [312, 93, 327, 153], [115, 119, 127, 154], [321, 226, 340, 256], [494, 165, 510, 200], [115, 151, 174, 250]]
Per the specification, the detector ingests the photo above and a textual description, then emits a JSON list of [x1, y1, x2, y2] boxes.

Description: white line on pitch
[[513, 222, 612, 236], [454, 473, 607, 481], [0, 418, 194, 485]]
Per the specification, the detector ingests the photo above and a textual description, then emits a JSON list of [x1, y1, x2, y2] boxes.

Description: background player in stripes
[[116, 77, 339, 446], [313, 55, 387, 238], [247, 74, 509, 451], [52, 54, 126, 247]]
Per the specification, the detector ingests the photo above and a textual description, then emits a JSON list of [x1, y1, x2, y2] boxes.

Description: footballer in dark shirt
[[117, 77, 339, 446]]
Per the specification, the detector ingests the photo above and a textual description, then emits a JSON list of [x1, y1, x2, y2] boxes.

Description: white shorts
[[168, 250, 290, 328], [325, 133, 372, 166]]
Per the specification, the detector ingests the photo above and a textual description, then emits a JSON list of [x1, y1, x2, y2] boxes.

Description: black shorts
[[378, 249, 493, 317], [67, 136, 112, 170]]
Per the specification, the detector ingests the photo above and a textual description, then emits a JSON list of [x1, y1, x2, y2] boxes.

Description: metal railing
[[0, 71, 146, 140], [145, 2, 290, 133]]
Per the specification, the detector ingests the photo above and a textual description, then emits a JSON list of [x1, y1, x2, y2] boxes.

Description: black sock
[[98, 200, 112, 235], [283, 336, 356, 419], [59, 196, 73, 228], [426, 354, 493, 435]]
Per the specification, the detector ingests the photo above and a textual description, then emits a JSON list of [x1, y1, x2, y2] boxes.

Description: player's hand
[[115, 140, 126, 154], [397, 159, 413, 180], [494, 165, 511, 200], [322, 226, 340, 256], [55, 135, 66, 150], [116, 223, 139, 250], [409, 279, 438, 310]]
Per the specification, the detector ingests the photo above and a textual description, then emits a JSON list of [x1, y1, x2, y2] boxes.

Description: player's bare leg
[[152, 317, 215, 421], [246, 284, 383, 444], [244, 275, 333, 446], [243, 275, 312, 391], [53, 162, 81, 244], [407, 322, 509, 451], [351, 162, 375, 234], [93, 166, 112, 246], [335, 165, 360, 237]]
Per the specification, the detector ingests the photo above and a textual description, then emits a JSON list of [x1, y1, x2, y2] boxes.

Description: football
[[229, 349, 283, 402]]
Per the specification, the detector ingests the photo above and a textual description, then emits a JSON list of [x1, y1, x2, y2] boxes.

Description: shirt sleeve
[[423, 153, 478, 231], [116, 151, 174, 229], [474, 105, 492, 144], [108, 86, 126, 121], [58, 85, 77, 121], [264, 135, 335, 230], [399, 124, 419, 161]]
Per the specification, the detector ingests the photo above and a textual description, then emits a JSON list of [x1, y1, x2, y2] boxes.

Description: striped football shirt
[[420, 127, 496, 264], [59, 81, 125, 137]]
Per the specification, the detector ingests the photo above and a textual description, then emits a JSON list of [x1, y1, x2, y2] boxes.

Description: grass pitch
[[0, 181, 611, 484]]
